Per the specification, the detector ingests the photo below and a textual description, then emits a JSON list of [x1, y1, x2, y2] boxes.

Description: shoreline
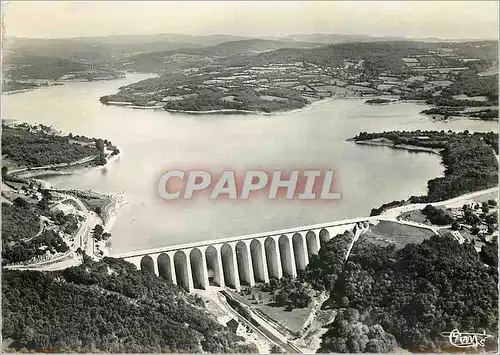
[[7, 156, 100, 179], [421, 112, 499, 123], [2, 82, 66, 95], [105, 94, 365, 116], [101, 151, 122, 168], [3, 74, 127, 97], [3, 88, 38, 95], [5, 147, 124, 261], [351, 139, 442, 154]]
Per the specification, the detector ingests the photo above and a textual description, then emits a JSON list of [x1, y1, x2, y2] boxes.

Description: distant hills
[[118, 38, 323, 72], [5, 32, 491, 61], [269, 33, 437, 43], [189, 38, 321, 55], [269, 33, 486, 44], [3, 32, 497, 81]]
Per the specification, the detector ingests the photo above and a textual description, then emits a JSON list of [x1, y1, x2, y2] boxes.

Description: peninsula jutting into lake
[[2, 1, 499, 354], [97, 41, 498, 117]]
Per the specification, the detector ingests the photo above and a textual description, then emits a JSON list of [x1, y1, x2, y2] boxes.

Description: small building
[[451, 230, 465, 244], [226, 319, 241, 334], [54, 203, 76, 215], [478, 224, 488, 233]]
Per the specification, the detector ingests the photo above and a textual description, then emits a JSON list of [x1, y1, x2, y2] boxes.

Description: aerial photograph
[[1, 1, 498, 353]]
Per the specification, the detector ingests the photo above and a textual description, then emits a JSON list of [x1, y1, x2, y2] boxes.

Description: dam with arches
[[114, 216, 376, 292]]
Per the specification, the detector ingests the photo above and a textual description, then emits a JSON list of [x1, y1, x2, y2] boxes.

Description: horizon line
[[7, 31, 497, 42]]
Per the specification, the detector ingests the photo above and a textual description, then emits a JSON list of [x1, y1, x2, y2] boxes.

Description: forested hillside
[[2, 257, 257, 353], [284, 233, 498, 352], [441, 72, 498, 98], [225, 41, 496, 73], [318, 235, 498, 352], [2, 123, 109, 167]]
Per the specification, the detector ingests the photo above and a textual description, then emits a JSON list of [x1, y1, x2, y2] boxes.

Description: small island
[[364, 98, 397, 105]]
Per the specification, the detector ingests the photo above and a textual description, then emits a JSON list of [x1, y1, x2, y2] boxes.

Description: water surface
[[3, 74, 497, 253]]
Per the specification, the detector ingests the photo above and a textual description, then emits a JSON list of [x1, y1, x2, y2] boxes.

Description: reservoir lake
[[3, 73, 498, 254]]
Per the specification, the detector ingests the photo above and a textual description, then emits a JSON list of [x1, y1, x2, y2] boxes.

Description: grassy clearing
[[240, 291, 312, 334], [363, 220, 435, 249], [400, 210, 428, 224]]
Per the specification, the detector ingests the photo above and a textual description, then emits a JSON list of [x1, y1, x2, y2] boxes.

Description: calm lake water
[[3, 74, 498, 254]]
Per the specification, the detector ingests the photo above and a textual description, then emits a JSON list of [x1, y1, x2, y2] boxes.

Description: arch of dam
[[114, 217, 374, 292]]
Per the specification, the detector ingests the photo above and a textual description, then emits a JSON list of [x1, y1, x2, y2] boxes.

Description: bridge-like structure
[[114, 216, 376, 292]]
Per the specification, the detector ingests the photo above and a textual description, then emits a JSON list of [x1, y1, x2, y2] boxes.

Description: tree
[[37, 196, 50, 211], [270, 344, 284, 353], [480, 240, 498, 268], [93, 225, 104, 241], [451, 220, 461, 230], [95, 139, 105, 152], [13, 197, 29, 209], [41, 189, 52, 200], [97, 152, 107, 166]]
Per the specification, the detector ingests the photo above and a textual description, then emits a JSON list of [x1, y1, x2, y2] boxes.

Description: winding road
[[381, 187, 499, 219]]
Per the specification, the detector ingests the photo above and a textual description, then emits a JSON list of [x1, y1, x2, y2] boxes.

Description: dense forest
[[4, 55, 90, 80], [2, 201, 40, 243], [272, 232, 498, 352], [322, 235, 498, 352], [2, 257, 257, 353], [2, 123, 106, 167], [421, 72, 499, 116], [225, 41, 476, 71], [427, 134, 498, 201], [1, 201, 69, 265], [4, 55, 122, 81], [440, 72, 498, 98], [163, 88, 309, 113], [118, 39, 404, 73]]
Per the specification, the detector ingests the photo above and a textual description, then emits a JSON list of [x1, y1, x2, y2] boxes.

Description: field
[[238, 289, 312, 335], [363, 220, 436, 249]]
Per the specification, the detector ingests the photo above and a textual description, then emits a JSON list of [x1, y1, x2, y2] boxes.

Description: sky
[[3, 1, 499, 40]]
